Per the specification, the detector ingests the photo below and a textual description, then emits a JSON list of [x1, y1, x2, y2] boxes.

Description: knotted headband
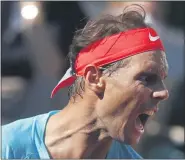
[[51, 27, 165, 98]]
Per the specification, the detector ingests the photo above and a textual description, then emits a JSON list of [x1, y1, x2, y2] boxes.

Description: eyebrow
[[144, 62, 168, 79], [140, 71, 158, 77]]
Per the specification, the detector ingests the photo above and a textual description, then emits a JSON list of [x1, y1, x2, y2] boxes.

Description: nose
[[153, 89, 169, 101]]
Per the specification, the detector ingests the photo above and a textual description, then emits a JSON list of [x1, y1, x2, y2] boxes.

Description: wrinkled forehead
[[131, 50, 168, 78]]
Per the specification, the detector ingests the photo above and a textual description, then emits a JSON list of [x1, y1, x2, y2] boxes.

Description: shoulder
[[2, 113, 48, 159], [2, 111, 59, 159], [2, 116, 36, 159]]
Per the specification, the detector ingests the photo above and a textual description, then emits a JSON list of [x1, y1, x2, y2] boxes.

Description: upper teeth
[[143, 110, 154, 116]]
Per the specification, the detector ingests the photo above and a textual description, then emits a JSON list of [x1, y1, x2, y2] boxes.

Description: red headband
[[51, 27, 165, 98]]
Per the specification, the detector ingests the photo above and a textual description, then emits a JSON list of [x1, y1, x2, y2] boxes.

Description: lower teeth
[[136, 117, 143, 130]]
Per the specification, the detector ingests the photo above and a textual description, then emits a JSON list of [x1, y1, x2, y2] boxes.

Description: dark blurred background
[[1, 1, 185, 159]]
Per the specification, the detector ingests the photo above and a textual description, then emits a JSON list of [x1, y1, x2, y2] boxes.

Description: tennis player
[[2, 5, 169, 159]]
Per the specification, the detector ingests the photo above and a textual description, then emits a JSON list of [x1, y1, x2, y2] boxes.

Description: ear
[[83, 65, 105, 94]]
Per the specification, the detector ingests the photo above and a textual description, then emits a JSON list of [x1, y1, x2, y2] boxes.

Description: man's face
[[96, 50, 169, 145]]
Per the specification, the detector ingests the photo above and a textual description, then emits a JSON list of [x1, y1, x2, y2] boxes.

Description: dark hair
[[68, 4, 150, 100]]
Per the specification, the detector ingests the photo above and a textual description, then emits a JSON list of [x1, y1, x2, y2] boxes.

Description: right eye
[[139, 74, 158, 85]]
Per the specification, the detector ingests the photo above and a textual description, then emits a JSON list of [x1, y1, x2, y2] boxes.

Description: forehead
[[129, 50, 168, 78]]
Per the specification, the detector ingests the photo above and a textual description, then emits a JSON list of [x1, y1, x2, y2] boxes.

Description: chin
[[113, 136, 141, 146], [124, 136, 141, 145], [117, 130, 142, 145], [111, 134, 140, 146]]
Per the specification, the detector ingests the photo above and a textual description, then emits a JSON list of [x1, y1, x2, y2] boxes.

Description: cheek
[[103, 83, 139, 117], [135, 84, 153, 105]]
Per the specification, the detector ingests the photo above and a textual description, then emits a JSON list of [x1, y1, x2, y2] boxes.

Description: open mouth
[[138, 113, 149, 126], [135, 112, 152, 132]]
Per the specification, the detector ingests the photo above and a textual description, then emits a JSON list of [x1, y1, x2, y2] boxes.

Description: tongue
[[135, 117, 144, 130]]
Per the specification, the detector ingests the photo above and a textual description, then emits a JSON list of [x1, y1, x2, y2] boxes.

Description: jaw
[[122, 109, 154, 145]]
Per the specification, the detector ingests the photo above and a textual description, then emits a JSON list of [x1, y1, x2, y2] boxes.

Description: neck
[[45, 94, 112, 159]]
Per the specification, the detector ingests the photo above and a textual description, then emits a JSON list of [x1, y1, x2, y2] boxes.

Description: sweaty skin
[[45, 50, 169, 159]]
